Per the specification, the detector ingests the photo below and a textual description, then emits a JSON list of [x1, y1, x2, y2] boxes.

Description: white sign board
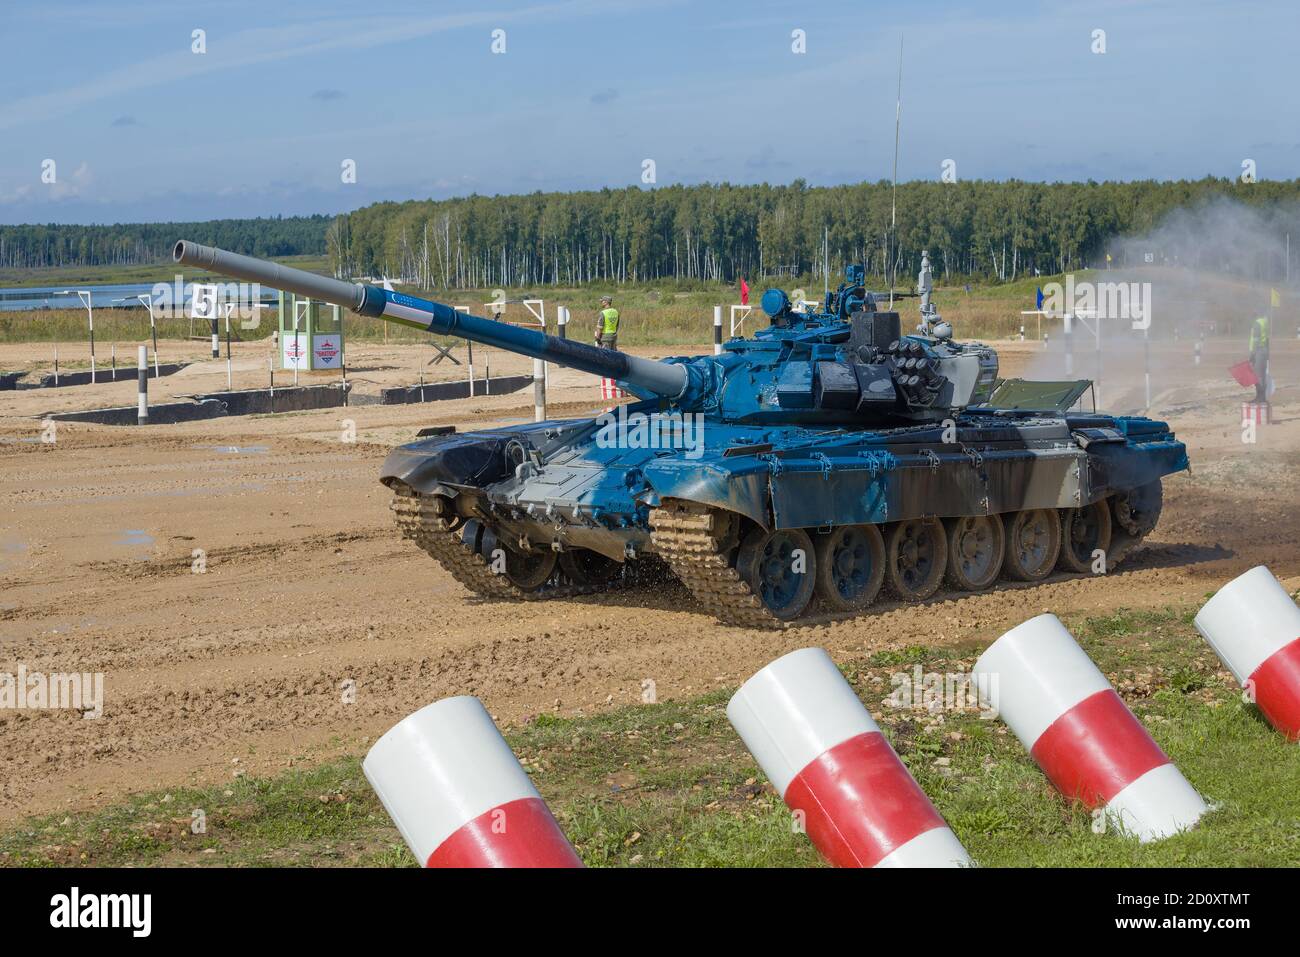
[[283, 332, 308, 370], [190, 284, 218, 320], [312, 334, 342, 369]]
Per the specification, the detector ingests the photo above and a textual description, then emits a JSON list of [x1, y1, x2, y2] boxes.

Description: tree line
[[6, 179, 1298, 287], [329, 178, 1300, 290], [0, 215, 331, 270]]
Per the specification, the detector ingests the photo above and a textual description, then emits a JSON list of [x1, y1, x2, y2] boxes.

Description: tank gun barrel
[[172, 240, 689, 400]]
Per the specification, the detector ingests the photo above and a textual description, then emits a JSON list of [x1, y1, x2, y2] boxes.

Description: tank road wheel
[[945, 514, 1005, 591], [1058, 501, 1113, 574], [1002, 509, 1062, 582], [814, 524, 886, 612], [885, 518, 948, 602], [736, 527, 817, 622], [559, 548, 622, 588]]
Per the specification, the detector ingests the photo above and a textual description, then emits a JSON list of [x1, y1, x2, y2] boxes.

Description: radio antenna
[[889, 35, 903, 308]]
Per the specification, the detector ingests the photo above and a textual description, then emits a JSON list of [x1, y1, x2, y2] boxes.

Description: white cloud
[[0, 0, 646, 132]]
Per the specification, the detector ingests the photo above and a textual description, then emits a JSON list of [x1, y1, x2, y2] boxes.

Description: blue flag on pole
[[1035, 286, 1044, 310]]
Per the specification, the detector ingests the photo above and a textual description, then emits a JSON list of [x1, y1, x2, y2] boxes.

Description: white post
[[82, 292, 96, 384], [224, 304, 233, 390], [138, 294, 160, 378], [713, 305, 723, 355], [533, 358, 545, 422], [1063, 314, 1074, 376], [1143, 327, 1151, 412], [137, 345, 149, 425], [468, 339, 475, 397]]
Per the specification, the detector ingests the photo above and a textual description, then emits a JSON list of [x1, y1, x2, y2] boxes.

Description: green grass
[[3, 605, 1295, 868], [0, 261, 1054, 347]]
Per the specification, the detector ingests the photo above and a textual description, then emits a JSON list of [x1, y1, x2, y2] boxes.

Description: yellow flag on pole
[[1271, 287, 1282, 308]]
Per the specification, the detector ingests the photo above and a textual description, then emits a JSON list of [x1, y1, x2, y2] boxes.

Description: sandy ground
[[1, 337, 1298, 823]]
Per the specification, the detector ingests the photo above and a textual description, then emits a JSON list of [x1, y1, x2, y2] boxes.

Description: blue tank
[[175, 242, 1187, 626]]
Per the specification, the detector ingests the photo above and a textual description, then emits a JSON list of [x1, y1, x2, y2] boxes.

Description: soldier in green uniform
[[595, 295, 620, 350]]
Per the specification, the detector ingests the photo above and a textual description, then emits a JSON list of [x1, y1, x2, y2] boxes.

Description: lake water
[[0, 282, 280, 312]]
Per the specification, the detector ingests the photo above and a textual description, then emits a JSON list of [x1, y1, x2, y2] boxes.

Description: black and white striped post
[[533, 358, 546, 422], [1194, 338, 1202, 367], [211, 312, 219, 359], [558, 306, 569, 340], [713, 305, 723, 355], [137, 346, 149, 425]]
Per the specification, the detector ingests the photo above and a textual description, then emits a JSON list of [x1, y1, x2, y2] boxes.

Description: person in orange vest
[[594, 295, 620, 350]]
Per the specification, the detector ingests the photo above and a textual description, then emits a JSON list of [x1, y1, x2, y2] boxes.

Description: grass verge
[[3, 604, 1297, 868]]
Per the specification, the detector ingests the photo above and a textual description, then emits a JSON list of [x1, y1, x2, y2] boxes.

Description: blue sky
[[0, 0, 1295, 225]]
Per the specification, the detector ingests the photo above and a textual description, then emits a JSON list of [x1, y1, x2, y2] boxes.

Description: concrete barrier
[[974, 613, 1207, 842], [377, 374, 532, 406], [364, 696, 583, 868], [46, 399, 228, 426], [36, 362, 189, 388], [191, 384, 348, 415], [729, 648, 971, 867], [1195, 565, 1300, 741], [1, 372, 26, 390]]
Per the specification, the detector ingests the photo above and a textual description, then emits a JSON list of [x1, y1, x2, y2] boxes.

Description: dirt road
[[2, 339, 1297, 822]]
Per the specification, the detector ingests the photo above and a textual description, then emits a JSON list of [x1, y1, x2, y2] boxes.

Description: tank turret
[[174, 241, 995, 425]]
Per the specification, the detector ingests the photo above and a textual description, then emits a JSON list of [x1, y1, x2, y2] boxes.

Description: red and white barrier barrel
[[728, 648, 970, 868], [1242, 401, 1270, 426], [363, 696, 582, 868], [1195, 565, 1300, 741], [973, 614, 1207, 841], [600, 377, 624, 400]]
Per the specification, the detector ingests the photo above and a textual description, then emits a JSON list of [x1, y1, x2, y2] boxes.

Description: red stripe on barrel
[[1029, 689, 1170, 806], [425, 797, 583, 868], [783, 730, 946, 868], [1249, 637, 1300, 742]]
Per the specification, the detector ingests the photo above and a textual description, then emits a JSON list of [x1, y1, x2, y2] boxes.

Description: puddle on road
[[115, 529, 155, 548], [201, 445, 271, 455]]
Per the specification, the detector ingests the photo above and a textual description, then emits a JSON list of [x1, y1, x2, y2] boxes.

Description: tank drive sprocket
[[648, 501, 784, 629]]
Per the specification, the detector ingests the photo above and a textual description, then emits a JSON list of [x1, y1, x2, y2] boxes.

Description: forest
[[328, 178, 1299, 289], [0, 215, 331, 271], [4, 178, 1297, 289]]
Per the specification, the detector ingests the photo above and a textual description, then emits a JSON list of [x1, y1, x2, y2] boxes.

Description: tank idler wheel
[[945, 514, 1005, 591], [736, 526, 817, 622], [885, 517, 948, 602], [1003, 509, 1062, 582], [501, 547, 558, 591], [1058, 501, 1113, 574], [474, 522, 558, 591], [559, 548, 622, 588], [814, 524, 886, 612]]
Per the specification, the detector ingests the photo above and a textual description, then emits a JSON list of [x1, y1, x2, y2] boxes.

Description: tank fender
[[641, 456, 771, 528]]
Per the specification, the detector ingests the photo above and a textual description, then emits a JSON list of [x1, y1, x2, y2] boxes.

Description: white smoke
[[1022, 197, 1297, 415]]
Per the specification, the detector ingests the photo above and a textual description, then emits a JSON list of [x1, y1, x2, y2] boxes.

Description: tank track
[[390, 489, 595, 601], [650, 496, 1153, 628], [649, 502, 782, 629]]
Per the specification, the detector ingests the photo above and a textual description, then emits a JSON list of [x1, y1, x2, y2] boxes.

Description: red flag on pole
[[740, 278, 749, 305]]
